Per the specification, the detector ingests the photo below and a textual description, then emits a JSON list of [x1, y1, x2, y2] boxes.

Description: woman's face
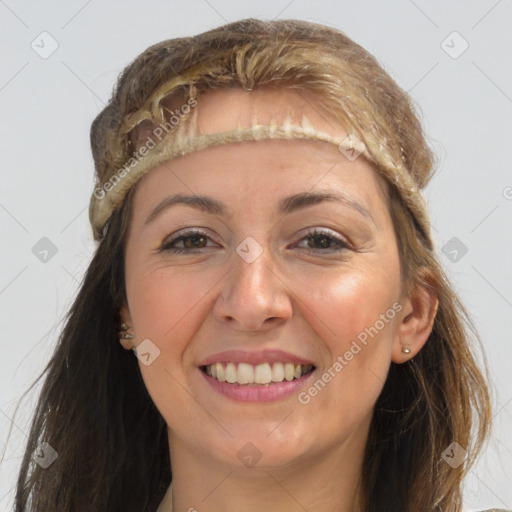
[[121, 88, 412, 472]]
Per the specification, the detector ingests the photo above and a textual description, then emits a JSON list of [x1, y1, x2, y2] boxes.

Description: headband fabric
[[88, 93, 431, 246]]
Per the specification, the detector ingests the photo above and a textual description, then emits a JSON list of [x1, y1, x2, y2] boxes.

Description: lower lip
[[200, 369, 315, 402]]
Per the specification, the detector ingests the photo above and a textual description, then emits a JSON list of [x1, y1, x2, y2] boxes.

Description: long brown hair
[[8, 18, 491, 511]]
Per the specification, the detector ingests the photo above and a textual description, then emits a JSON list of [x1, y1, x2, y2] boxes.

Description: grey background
[[1, 1, 511, 510]]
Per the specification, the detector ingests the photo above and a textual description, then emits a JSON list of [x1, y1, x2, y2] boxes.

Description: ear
[[391, 284, 439, 364], [119, 303, 135, 351]]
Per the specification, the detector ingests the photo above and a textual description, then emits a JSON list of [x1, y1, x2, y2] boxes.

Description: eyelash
[[158, 228, 350, 255]]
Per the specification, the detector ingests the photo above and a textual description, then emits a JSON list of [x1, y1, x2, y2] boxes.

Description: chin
[[191, 420, 322, 470]]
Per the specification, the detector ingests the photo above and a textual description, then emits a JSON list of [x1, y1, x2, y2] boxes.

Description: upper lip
[[198, 349, 314, 367]]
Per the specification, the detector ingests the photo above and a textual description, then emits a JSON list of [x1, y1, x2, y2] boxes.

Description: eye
[[294, 228, 350, 254], [159, 229, 217, 254], [158, 227, 350, 255]]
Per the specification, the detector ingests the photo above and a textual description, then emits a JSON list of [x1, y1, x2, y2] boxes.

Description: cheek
[[302, 265, 399, 342], [126, 265, 224, 359], [125, 267, 221, 418], [293, 261, 401, 411], [291, 273, 399, 435]]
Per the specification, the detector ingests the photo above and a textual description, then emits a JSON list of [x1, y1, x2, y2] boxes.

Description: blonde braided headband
[[88, 91, 431, 245]]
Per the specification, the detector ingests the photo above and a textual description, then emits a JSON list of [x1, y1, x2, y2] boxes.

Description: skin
[[120, 88, 438, 512]]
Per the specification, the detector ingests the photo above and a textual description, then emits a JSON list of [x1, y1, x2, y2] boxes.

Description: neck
[[165, 421, 369, 512]]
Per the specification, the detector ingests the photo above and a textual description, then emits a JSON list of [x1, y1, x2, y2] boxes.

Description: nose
[[212, 244, 293, 332]]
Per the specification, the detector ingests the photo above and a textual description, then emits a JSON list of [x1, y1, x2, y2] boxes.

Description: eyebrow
[[144, 191, 375, 226]]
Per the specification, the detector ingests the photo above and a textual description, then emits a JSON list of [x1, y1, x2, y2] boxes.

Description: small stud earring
[[118, 324, 134, 340], [401, 347, 411, 354], [119, 322, 136, 353]]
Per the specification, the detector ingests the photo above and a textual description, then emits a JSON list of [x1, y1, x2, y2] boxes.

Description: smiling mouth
[[200, 362, 315, 385]]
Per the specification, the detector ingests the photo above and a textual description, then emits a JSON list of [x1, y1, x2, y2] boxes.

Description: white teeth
[[254, 363, 272, 384], [237, 362, 254, 384], [215, 362, 225, 382], [271, 362, 285, 382], [284, 363, 295, 381], [225, 362, 237, 383], [204, 362, 314, 385]]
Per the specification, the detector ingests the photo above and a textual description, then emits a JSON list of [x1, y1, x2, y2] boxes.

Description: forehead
[[131, 141, 389, 240]]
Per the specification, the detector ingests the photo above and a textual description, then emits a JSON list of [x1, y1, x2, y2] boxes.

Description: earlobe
[[392, 285, 439, 364]]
